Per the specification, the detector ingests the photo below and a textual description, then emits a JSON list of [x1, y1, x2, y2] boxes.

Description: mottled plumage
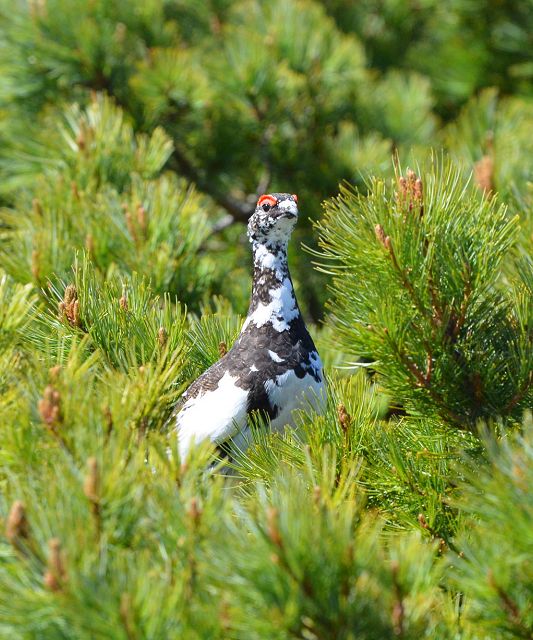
[[175, 193, 324, 457]]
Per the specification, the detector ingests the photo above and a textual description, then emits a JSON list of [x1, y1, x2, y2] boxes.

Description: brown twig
[[384, 334, 466, 427], [418, 513, 463, 557], [120, 593, 137, 640], [447, 264, 472, 343], [170, 147, 253, 224], [487, 570, 531, 638], [385, 236, 428, 321], [504, 370, 532, 414]]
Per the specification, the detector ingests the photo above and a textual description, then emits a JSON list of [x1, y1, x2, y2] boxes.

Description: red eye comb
[[292, 194, 298, 202], [258, 194, 277, 207]]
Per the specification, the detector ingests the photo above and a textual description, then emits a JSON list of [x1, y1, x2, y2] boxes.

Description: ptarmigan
[[175, 193, 324, 459]]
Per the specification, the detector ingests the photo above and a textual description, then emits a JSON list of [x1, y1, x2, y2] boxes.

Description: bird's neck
[[252, 239, 290, 283], [242, 240, 300, 333]]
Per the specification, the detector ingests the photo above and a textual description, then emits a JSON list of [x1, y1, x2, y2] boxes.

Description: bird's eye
[[258, 194, 277, 211]]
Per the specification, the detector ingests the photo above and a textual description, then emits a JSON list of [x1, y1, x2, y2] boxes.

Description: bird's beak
[[277, 199, 298, 219]]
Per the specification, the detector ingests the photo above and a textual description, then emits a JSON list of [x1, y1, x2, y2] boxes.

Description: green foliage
[[317, 157, 532, 428], [215, 470, 454, 640], [0, 355, 461, 640], [128, 0, 398, 217], [0, 95, 217, 306], [0, 272, 37, 352], [3, 0, 531, 313], [324, 0, 533, 114], [0, 0, 177, 111], [232, 372, 479, 549], [450, 418, 533, 638], [1, 92, 174, 194], [443, 88, 533, 251], [0, 1, 532, 637], [43, 255, 187, 372], [444, 89, 533, 196], [185, 307, 244, 375]]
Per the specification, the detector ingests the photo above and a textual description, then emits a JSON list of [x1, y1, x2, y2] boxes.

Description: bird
[[175, 192, 325, 460]]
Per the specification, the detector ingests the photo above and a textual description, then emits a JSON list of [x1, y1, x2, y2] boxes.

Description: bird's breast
[[264, 357, 325, 431]]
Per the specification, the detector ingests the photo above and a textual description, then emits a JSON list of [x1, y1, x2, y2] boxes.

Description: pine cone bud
[[5, 501, 29, 546], [58, 285, 80, 326], [474, 155, 494, 195], [218, 341, 228, 357], [38, 385, 62, 428], [414, 178, 423, 201], [157, 327, 168, 348], [396, 169, 423, 216], [49, 365, 61, 381], [374, 224, 387, 247], [187, 497, 202, 527], [71, 181, 80, 200], [76, 130, 85, 151], [136, 204, 147, 235], [43, 537, 67, 591], [266, 507, 282, 548], [337, 403, 351, 434], [103, 405, 113, 437], [124, 207, 138, 244], [83, 457, 99, 504]]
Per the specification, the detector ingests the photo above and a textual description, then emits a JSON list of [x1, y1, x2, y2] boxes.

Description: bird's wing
[[176, 369, 249, 458]]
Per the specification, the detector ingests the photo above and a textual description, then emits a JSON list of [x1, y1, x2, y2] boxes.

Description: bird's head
[[247, 193, 299, 245]]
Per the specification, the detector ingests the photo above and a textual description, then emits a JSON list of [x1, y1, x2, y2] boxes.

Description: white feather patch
[[266, 368, 326, 432], [242, 278, 299, 332], [176, 371, 248, 458]]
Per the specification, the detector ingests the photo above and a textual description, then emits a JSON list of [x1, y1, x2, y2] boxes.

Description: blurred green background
[[1, 0, 532, 320]]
